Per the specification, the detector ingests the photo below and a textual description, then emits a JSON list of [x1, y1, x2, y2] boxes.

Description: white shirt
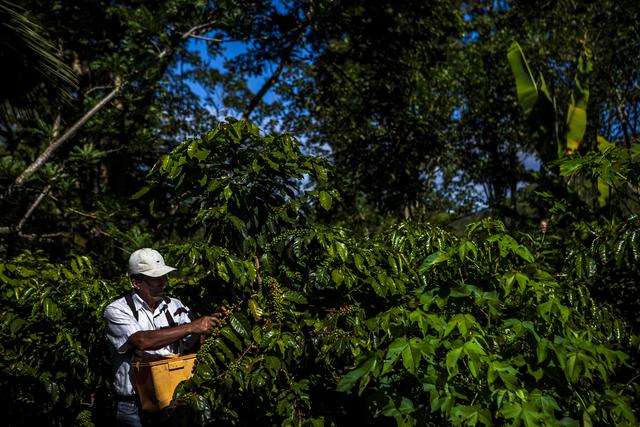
[[104, 292, 195, 397]]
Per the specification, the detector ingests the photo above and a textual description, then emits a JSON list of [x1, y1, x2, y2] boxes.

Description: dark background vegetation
[[0, 1, 638, 425]]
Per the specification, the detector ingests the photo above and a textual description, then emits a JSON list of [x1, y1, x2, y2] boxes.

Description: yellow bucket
[[132, 353, 196, 412]]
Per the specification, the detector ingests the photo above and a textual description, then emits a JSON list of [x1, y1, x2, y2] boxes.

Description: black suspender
[[124, 294, 177, 327], [125, 294, 197, 354], [124, 293, 137, 319]]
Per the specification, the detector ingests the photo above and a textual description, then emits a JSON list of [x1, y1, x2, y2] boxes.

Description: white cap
[[128, 248, 176, 277]]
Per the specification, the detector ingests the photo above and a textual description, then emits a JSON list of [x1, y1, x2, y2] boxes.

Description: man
[[104, 248, 222, 427]]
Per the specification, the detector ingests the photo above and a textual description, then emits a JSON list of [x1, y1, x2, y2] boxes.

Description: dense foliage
[[0, 119, 638, 426], [153, 122, 636, 426], [0, 1, 639, 426], [0, 253, 123, 425]]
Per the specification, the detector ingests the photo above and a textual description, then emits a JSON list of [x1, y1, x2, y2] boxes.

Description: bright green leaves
[[506, 40, 557, 161], [449, 405, 493, 427], [336, 357, 378, 394], [493, 390, 568, 427], [445, 339, 487, 379], [330, 268, 344, 285], [379, 336, 435, 376], [327, 218, 635, 426], [0, 253, 119, 425], [500, 401, 544, 427], [487, 360, 519, 390], [551, 334, 628, 384], [319, 190, 332, 210], [42, 297, 60, 320], [458, 240, 478, 261], [146, 124, 636, 427], [556, 137, 640, 212], [508, 40, 593, 162], [507, 41, 542, 117], [186, 138, 210, 162], [419, 249, 449, 272], [444, 314, 479, 338], [446, 345, 464, 377], [381, 397, 417, 427], [486, 234, 534, 263], [382, 337, 408, 375], [565, 46, 592, 154], [141, 119, 332, 257]]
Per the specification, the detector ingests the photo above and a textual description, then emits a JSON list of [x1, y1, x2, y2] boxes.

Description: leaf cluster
[[142, 123, 637, 426], [0, 251, 123, 426]]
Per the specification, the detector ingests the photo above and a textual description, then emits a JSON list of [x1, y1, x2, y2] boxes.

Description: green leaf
[[130, 186, 151, 200], [220, 327, 243, 351], [445, 314, 476, 337], [458, 240, 478, 261], [537, 338, 550, 363], [500, 401, 543, 427], [382, 337, 408, 375], [331, 268, 344, 285], [282, 291, 307, 304], [515, 246, 535, 263], [335, 242, 348, 262], [564, 51, 591, 154], [488, 361, 519, 390], [9, 317, 26, 334], [597, 178, 610, 208], [450, 405, 492, 427], [230, 314, 249, 338], [565, 103, 587, 154], [336, 358, 377, 394], [529, 390, 560, 418], [223, 184, 233, 200], [557, 417, 579, 426], [401, 339, 422, 375], [319, 191, 332, 210], [507, 41, 538, 117], [353, 253, 365, 272], [419, 250, 449, 272], [43, 298, 60, 319], [314, 163, 327, 183], [446, 346, 463, 377]]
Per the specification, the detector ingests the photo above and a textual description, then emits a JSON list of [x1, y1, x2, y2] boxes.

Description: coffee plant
[[0, 119, 636, 426], [136, 120, 637, 426], [0, 251, 123, 426]]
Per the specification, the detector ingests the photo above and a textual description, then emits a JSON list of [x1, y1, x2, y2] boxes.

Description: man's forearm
[[128, 323, 194, 351]]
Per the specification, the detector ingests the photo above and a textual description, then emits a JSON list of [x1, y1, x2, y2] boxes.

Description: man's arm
[[128, 315, 221, 351]]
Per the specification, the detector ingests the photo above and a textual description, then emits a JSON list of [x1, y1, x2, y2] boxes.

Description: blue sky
[[184, 37, 277, 113]]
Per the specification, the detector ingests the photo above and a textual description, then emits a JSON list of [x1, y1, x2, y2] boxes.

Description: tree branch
[[158, 21, 220, 59], [188, 34, 237, 43], [17, 184, 51, 231], [5, 83, 123, 197], [0, 226, 67, 240], [242, 55, 288, 120], [253, 256, 263, 289], [183, 21, 220, 39]]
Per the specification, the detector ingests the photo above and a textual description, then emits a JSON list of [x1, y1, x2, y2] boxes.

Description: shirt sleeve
[[169, 298, 193, 324], [104, 304, 143, 354]]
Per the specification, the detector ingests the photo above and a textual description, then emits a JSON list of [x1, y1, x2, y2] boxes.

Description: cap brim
[[139, 266, 177, 277]]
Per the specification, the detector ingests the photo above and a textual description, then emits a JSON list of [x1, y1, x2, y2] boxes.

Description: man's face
[[133, 275, 167, 305]]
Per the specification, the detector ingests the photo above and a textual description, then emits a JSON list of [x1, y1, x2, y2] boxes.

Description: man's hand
[[190, 314, 222, 335], [128, 310, 226, 351]]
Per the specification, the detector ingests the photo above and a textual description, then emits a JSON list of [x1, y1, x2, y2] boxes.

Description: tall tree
[[284, 0, 466, 219], [0, 0, 227, 270]]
